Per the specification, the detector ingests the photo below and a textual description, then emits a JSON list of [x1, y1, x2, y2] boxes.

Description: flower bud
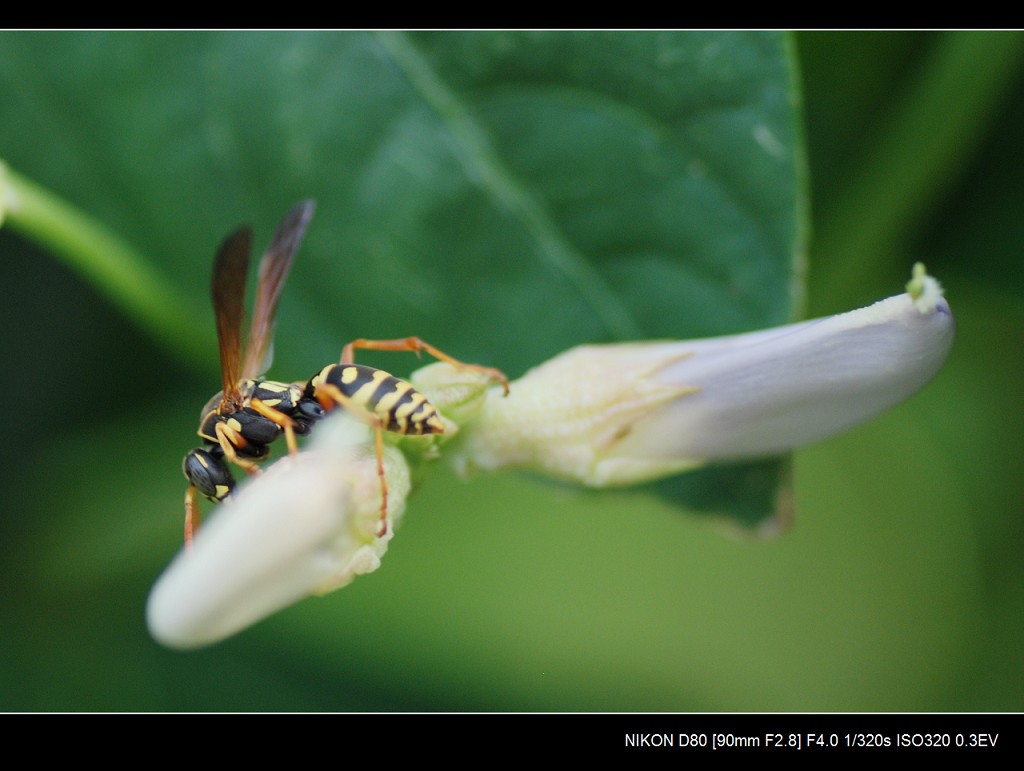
[[452, 265, 954, 487], [147, 414, 409, 650]]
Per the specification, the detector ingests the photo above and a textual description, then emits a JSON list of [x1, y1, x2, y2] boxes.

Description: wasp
[[182, 201, 508, 546]]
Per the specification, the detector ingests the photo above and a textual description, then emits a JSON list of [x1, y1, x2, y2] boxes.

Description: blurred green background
[[1, 31, 1021, 711]]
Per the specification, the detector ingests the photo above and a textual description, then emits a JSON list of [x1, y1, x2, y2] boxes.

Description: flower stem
[[1, 161, 214, 369], [811, 31, 1024, 308]]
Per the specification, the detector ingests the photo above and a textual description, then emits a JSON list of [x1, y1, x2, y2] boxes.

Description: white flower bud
[[147, 414, 409, 650], [452, 265, 954, 487]]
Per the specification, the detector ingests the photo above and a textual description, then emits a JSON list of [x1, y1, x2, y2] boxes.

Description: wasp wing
[[241, 200, 316, 380], [212, 226, 252, 412]]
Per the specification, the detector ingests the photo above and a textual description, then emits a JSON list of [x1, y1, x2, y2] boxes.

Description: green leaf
[[1, 30, 805, 525], [0, 31, 806, 709]]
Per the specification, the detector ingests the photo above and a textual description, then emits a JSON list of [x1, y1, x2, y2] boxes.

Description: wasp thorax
[[197, 391, 223, 426]]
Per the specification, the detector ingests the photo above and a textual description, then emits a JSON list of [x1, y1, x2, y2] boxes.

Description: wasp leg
[[214, 422, 263, 475], [248, 397, 300, 455], [185, 484, 200, 550], [316, 382, 390, 538], [341, 336, 509, 395]]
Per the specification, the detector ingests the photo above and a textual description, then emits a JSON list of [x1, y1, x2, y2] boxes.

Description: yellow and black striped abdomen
[[311, 363, 444, 435]]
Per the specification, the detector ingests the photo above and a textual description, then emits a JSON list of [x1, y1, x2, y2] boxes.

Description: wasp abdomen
[[309, 363, 444, 435]]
